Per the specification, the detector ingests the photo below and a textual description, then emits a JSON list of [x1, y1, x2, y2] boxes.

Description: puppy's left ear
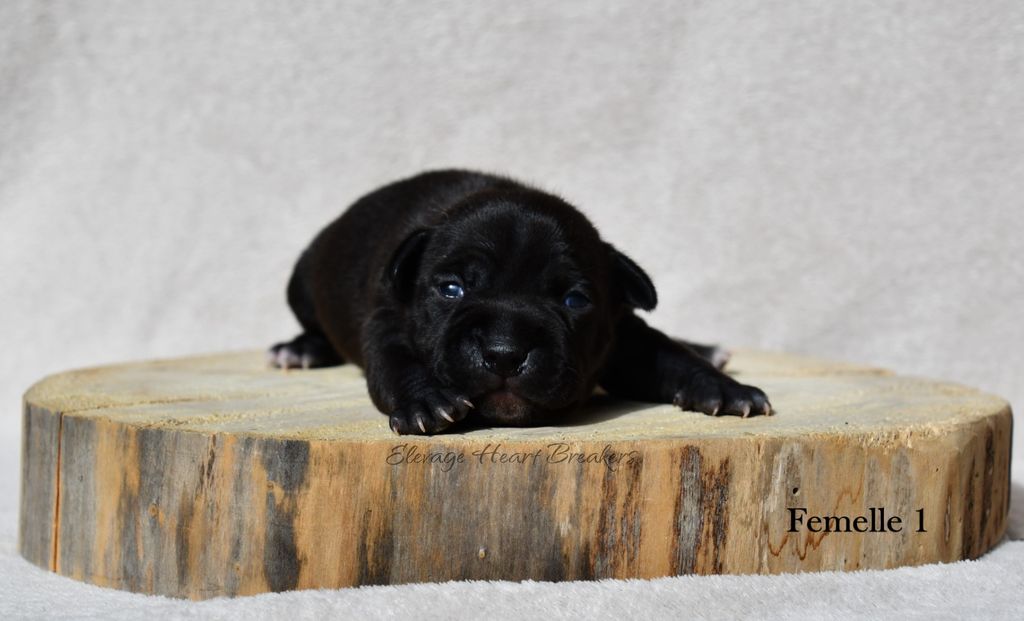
[[386, 229, 431, 303], [609, 245, 658, 311]]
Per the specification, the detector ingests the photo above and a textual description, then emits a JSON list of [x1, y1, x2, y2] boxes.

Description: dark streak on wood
[[200, 435, 217, 490], [980, 428, 994, 549], [594, 454, 643, 577], [51, 410, 63, 571], [961, 454, 976, 559], [1005, 413, 1013, 524], [175, 492, 194, 588], [356, 508, 383, 585], [372, 459, 397, 582], [891, 451, 914, 561], [135, 426, 175, 592], [521, 457, 565, 582], [117, 482, 141, 590], [671, 449, 732, 573], [621, 455, 644, 569], [944, 485, 952, 544], [532, 463, 565, 582], [596, 464, 617, 576], [355, 456, 399, 585], [672, 446, 703, 573], [18, 403, 61, 570], [260, 438, 310, 592], [263, 490, 301, 592], [56, 416, 96, 580], [224, 437, 257, 597], [573, 461, 593, 580], [705, 458, 731, 574]]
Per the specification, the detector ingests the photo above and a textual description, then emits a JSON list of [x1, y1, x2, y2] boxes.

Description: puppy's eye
[[563, 292, 590, 309], [438, 282, 465, 300]]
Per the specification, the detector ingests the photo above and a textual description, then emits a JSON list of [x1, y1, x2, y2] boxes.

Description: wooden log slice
[[18, 350, 1012, 599]]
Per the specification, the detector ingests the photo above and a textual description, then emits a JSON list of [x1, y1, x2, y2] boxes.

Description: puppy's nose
[[481, 342, 529, 377]]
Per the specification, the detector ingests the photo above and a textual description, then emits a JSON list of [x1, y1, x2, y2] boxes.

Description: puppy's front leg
[[600, 314, 772, 417], [363, 308, 474, 435]]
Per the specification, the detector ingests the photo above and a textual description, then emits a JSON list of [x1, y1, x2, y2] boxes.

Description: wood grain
[[18, 350, 1013, 599]]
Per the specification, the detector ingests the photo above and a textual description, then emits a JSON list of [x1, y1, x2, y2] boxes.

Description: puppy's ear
[[386, 229, 431, 302], [609, 246, 658, 311]]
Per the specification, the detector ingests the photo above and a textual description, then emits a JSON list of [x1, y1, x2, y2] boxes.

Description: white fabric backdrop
[[1, 1, 1022, 618]]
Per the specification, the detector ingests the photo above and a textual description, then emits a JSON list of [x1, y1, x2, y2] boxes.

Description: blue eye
[[563, 292, 590, 309], [439, 282, 465, 299]]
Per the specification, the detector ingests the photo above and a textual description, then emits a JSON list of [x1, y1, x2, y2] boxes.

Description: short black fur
[[269, 170, 771, 434]]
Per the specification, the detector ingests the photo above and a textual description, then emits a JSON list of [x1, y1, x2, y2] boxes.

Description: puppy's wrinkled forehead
[[428, 196, 607, 291]]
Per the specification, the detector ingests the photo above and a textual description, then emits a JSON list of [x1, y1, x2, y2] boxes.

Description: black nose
[[481, 342, 529, 377]]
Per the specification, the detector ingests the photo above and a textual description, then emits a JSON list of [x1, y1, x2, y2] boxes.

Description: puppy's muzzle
[[480, 339, 531, 378]]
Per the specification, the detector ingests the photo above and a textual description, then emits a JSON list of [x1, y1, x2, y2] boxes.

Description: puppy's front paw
[[389, 386, 475, 435], [672, 372, 772, 418]]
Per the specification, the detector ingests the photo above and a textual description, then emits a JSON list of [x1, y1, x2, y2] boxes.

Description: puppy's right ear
[[385, 229, 431, 303]]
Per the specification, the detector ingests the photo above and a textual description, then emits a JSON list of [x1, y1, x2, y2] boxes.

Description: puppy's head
[[386, 189, 656, 426]]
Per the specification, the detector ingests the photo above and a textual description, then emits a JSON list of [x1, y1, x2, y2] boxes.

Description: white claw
[[438, 408, 455, 423], [417, 419, 427, 433]]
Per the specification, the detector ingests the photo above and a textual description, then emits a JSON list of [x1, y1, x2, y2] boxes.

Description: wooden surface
[[19, 350, 1013, 599]]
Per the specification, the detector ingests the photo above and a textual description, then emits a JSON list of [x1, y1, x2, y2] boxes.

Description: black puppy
[[269, 170, 771, 434]]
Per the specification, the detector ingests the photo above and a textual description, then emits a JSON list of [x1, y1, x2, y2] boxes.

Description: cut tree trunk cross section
[[18, 350, 1012, 599]]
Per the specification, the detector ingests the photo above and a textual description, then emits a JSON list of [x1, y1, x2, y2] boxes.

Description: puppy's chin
[[475, 390, 543, 426]]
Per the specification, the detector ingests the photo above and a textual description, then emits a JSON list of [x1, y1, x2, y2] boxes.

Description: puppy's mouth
[[474, 388, 540, 425]]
